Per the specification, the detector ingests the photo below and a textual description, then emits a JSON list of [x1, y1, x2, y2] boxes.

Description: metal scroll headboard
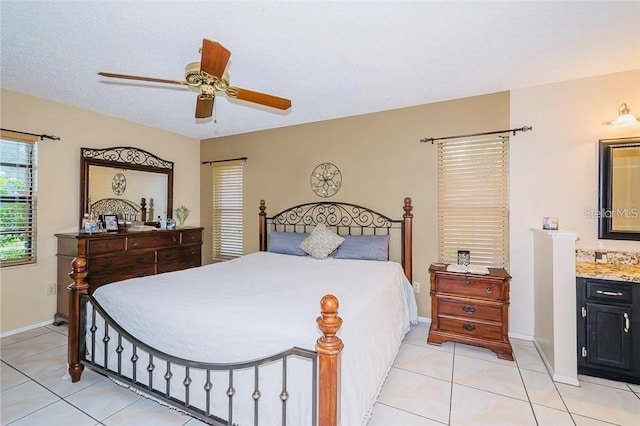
[[266, 201, 401, 235], [258, 198, 414, 282], [90, 198, 142, 222]]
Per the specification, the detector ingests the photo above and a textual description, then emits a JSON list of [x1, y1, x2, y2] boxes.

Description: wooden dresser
[[428, 264, 513, 360], [55, 227, 203, 324]]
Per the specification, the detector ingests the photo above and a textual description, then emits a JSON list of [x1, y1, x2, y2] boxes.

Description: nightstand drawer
[[439, 316, 502, 341], [437, 276, 502, 301], [438, 298, 502, 322]]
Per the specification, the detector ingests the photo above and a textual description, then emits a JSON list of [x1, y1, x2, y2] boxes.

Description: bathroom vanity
[[576, 262, 640, 385]]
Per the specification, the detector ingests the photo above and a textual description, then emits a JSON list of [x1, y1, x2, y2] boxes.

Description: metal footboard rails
[[79, 294, 318, 426]]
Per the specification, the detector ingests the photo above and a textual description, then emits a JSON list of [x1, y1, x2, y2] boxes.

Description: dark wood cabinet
[[428, 264, 513, 360], [576, 277, 639, 384], [55, 227, 203, 324]]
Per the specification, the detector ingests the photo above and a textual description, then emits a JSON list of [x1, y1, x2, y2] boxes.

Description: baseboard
[[552, 373, 580, 386], [532, 338, 580, 387], [0, 319, 53, 338], [508, 331, 534, 341], [417, 316, 431, 324]]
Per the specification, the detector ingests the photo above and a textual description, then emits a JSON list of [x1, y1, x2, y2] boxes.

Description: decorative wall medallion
[[112, 172, 127, 196], [310, 163, 342, 198]]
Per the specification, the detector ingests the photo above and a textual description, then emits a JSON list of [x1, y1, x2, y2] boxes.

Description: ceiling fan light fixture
[[185, 61, 202, 86], [608, 103, 640, 126]]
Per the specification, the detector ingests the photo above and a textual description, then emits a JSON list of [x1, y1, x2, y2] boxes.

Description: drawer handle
[[173, 236, 178, 243], [136, 257, 145, 264], [101, 261, 112, 269], [624, 313, 630, 333], [132, 241, 138, 247], [105, 243, 111, 249], [596, 290, 623, 297], [190, 249, 196, 255], [462, 323, 476, 332], [462, 305, 476, 314], [485, 287, 493, 294]]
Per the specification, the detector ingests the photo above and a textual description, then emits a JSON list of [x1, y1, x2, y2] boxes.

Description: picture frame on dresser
[[102, 214, 119, 232]]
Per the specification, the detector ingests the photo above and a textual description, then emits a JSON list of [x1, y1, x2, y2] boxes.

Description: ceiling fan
[[98, 39, 291, 119]]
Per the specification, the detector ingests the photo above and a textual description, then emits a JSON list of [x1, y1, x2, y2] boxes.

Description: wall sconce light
[[608, 103, 639, 126]]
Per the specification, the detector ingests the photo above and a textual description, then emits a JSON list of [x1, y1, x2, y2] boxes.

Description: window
[[0, 131, 38, 267], [212, 161, 244, 259], [438, 136, 509, 268]]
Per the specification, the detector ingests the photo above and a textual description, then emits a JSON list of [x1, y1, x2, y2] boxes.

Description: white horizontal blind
[[438, 136, 509, 269], [212, 161, 244, 259], [0, 131, 39, 267]]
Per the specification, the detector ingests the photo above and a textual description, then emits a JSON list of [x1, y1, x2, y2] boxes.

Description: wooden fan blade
[[98, 72, 187, 86], [200, 39, 231, 79], [195, 96, 214, 118], [227, 87, 291, 110]]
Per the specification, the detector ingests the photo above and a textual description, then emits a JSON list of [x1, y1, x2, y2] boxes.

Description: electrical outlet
[[47, 284, 56, 296], [414, 281, 421, 293]]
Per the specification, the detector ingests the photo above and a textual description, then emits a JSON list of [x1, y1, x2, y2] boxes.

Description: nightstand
[[427, 264, 513, 360]]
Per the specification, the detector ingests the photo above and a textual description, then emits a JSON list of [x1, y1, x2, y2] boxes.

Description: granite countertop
[[576, 262, 640, 283]]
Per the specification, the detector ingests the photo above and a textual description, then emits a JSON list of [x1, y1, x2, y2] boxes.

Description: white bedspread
[[91, 251, 418, 425]]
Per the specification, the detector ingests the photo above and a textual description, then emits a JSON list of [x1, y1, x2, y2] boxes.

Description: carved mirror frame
[[598, 136, 640, 240], [79, 146, 174, 226]]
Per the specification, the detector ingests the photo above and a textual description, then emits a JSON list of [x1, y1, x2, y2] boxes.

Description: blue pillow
[[268, 232, 309, 256], [334, 235, 390, 261]]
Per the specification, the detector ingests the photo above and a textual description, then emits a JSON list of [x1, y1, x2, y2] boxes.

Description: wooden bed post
[[140, 197, 147, 222], [68, 255, 89, 382], [259, 199, 267, 251], [402, 197, 413, 283], [316, 294, 344, 426]]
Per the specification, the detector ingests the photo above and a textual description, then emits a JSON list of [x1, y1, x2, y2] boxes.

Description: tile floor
[[2, 322, 640, 425]]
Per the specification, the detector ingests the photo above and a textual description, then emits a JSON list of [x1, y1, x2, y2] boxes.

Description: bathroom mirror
[[80, 147, 174, 227], [598, 137, 640, 240]]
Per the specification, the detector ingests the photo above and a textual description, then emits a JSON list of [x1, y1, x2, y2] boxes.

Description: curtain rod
[[201, 156, 248, 165], [0, 128, 60, 141], [420, 126, 533, 144]]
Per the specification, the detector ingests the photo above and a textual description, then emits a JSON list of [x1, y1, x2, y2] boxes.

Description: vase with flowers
[[174, 205, 191, 228]]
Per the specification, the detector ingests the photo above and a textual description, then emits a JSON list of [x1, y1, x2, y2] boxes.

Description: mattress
[[89, 251, 418, 425]]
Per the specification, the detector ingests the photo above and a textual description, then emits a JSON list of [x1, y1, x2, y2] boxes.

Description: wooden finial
[[403, 197, 413, 218], [259, 200, 268, 251], [316, 294, 343, 426], [316, 294, 344, 351]]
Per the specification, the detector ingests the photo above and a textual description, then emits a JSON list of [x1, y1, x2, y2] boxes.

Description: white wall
[[509, 70, 640, 336], [0, 89, 200, 333]]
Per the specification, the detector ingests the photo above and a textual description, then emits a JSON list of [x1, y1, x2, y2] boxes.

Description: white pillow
[[299, 223, 345, 260]]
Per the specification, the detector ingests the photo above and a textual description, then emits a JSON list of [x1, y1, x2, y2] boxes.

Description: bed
[[89, 196, 148, 223], [67, 198, 416, 426]]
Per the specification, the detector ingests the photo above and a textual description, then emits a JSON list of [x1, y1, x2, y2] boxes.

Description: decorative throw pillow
[[299, 223, 345, 260], [334, 234, 390, 261], [268, 232, 309, 256]]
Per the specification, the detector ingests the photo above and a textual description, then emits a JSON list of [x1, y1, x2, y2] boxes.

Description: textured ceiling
[[1, 1, 639, 140]]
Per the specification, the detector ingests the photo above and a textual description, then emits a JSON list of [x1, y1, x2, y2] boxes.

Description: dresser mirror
[[80, 147, 174, 227], [598, 137, 640, 240]]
